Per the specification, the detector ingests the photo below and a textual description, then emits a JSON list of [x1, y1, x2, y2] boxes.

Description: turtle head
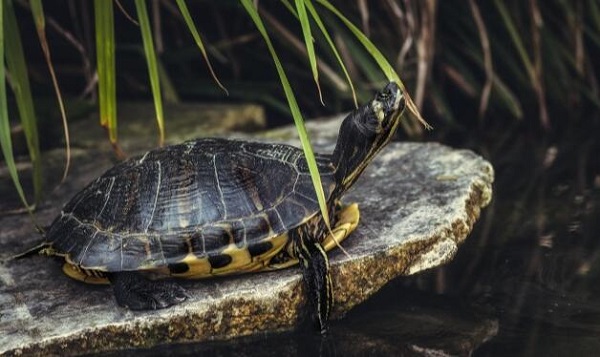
[[333, 82, 406, 191]]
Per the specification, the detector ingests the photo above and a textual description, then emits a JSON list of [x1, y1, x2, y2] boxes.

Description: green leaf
[[295, 0, 323, 105], [316, 0, 397, 80], [239, 0, 332, 229], [3, 0, 42, 204], [0, 0, 34, 213], [94, 0, 118, 146], [176, 0, 228, 95], [29, 0, 44, 28], [135, 0, 165, 146], [304, 0, 357, 107]]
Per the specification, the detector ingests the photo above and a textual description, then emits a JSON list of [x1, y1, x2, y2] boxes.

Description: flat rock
[[0, 116, 493, 356]]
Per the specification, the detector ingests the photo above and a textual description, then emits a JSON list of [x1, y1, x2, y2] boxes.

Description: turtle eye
[[376, 91, 389, 101]]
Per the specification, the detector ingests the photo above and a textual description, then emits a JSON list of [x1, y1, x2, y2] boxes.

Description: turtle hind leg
[[108, 272, 189, 310], [296, 239, 333, 335]]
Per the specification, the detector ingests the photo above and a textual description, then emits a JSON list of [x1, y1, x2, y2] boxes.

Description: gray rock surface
[[0, 115, 493, 356]]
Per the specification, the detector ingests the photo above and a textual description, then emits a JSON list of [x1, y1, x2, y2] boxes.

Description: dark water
[[95, 128, 600, 356]]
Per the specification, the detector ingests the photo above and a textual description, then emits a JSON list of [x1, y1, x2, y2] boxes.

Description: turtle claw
[[144, 280, 189, 310], [109, 272, 189, 310]]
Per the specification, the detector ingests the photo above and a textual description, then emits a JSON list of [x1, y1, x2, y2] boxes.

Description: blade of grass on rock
[[240, 0, 332, 229]]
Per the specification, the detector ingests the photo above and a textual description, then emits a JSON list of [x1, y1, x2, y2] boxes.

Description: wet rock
[[94, 286, 498, 357], [0, 115, 493, 356]]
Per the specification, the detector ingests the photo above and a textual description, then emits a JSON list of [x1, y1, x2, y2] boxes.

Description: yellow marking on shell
[[236, 232, 290, 273], [267, 203, 360, 270], [212, 243, 253, 274], [62, 263, 109, 285], [63, 252, 107, 272], [321, 203, 359, 252], [260, 212, 276, 237], [172, 253, 212, 278], [222, 224, 236, 245], [175, 229, 289, 279]]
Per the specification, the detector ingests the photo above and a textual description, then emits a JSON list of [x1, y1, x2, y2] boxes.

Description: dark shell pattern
[[46, 138, 337, 272]]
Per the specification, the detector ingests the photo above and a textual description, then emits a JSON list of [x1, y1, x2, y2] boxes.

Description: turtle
[[24, 81, 405, 334]]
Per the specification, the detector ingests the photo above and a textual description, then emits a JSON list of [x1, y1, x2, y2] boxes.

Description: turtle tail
[[3, 226, 53, 262], [9, 241, 53, 260], [1, 241, 53, 264]]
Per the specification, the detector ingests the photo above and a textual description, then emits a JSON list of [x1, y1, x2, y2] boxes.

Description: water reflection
[[97, 287, 497, 356], [405, 128, 600, 356]]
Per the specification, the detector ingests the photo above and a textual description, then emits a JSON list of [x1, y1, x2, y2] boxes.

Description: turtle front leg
[[295, 234, 333, 335], [109, 272, 189, 310]]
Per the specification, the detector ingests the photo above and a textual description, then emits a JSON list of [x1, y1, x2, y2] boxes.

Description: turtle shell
[[46, 138, 338, 277]]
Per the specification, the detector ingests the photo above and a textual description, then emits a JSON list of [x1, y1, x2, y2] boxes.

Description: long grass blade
[[295, 0, 323, 105], [4, 0, 42, 204], [135, 0, 165, 147], [240, 0, 332, 229], [528, 0, 549, 129], [304, 0, 358, 107], [468, 0, 493, 119], [492, 75, 524, 119], [94, 0, 119, 151], [494, 0, 534, 78], [315, 0, 431, 131], [156, 56, 179, 104], [589, 0, 600, 33], [0, 0, 34, 213], [494, 0, 548, 128], [449, 39, 524, 120], [30, 0, 71, 183], [176, 0, 228, 95]]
